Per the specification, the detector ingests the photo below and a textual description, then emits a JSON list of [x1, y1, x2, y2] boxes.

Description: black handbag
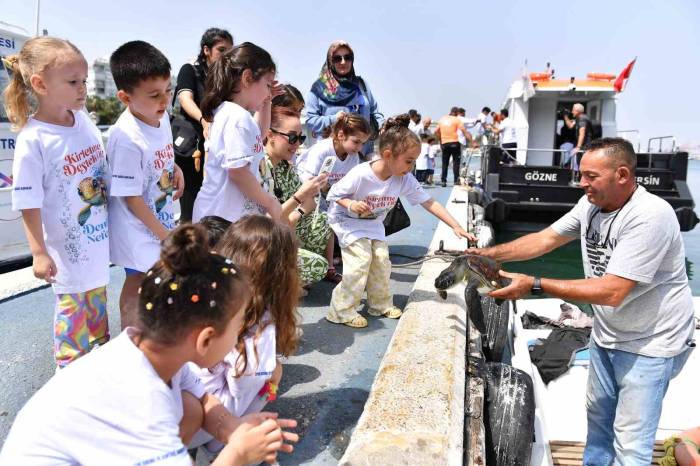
[[384, 198, 411, 236], [171, 116, 200, 159], [171, 62, 205, 159]]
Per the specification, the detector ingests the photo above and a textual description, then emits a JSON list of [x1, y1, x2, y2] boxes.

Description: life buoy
[[587, 72, 616, 81], [529, 72, 551, 81]]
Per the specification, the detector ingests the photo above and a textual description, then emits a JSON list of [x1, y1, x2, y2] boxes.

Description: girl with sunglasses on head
[[262, 105, 331, 288], [305, 40, 383, 156], [192, 42, 283, 224], [296, 113, 371, 284]]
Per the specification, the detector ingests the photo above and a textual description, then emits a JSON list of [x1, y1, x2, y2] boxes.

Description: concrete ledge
[[340, 187, 473, 466]]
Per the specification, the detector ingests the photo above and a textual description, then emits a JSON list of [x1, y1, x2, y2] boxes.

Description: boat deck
[[511, 297, 700, 465]]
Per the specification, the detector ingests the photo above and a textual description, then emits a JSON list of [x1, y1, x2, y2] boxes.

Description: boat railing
[[617, 130, 641, 152], [480, 144, 582, 185], [647, 136, 676, 154]]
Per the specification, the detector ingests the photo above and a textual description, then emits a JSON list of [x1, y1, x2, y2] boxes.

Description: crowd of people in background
[[1, 28, 475, 464]]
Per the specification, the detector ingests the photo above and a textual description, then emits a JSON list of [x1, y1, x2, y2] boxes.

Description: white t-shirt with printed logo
[[193, 101, 265, 223], [11, 110, 110, 294], [107, 110, 175, 272], [296, 138, 359, 186], [416, 142, 430, 170], [327, 161, 431, 247], [0, 328, 203, 465]]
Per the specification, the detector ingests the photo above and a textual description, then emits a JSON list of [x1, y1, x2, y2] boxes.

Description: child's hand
[[33, 252, 57, 283], [296, 174, 326, 201], [226, 413, 299, 465], [335, 110, 346, 121], [453, 226, 477, 242], [349, 200, 372, 216], [172, 165, 185, 201]]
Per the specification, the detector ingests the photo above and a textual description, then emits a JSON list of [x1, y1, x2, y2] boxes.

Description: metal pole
[[34, 0, 41, 36]]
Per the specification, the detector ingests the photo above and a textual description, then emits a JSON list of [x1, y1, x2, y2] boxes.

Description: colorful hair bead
[[167, 297, 173, 305], [146, 270, 153, 276], [191, 294, 200, 303], [154, 277, 162, 285], [211, 282, 217, 289], [169, 282, 178, 291], [210, 300, 216, 308], [145, 302, 153, 311], [221, 267, 229, 274], [137, 287, 142, 294]]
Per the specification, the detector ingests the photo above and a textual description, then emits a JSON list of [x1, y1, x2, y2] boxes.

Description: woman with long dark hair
[[174, 28, 233, 221]]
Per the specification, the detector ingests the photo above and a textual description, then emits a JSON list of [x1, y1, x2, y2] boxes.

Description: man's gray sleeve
[[550, 197, 585, 237]]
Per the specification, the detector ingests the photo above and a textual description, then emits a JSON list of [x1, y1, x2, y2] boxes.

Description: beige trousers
[[327, 238, 393, 323]]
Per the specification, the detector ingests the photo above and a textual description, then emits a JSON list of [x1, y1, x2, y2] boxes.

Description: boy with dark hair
[[107, 40, 184, 329]]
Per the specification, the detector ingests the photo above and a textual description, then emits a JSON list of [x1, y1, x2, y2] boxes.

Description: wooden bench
[[550, 440, 666, 465]]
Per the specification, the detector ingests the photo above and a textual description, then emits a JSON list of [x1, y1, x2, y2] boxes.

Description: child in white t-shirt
[[296, 113, 370, 283], [190, 215, 300, 455], [426, 137, 439, 185], [7, 37, 111, 368], [1, 224, 299, 465], [107, 40, 184, 329], [415, 133, 430, 183], [193, 42, 282, 224], [326, 114, 475, 328]]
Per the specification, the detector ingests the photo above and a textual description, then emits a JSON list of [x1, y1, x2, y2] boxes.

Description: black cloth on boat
[[529, 327, 591, 384], [521, 311, 565, 330]]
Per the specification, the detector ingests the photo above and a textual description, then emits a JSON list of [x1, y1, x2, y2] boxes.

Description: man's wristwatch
[[531, 276, 543, 296]]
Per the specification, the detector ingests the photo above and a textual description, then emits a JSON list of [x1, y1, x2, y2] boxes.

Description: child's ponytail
[[331, 112, 370, 140], [2, 55, 31, 130], [2, 37, 83, 130], [378, 113, 420, 157], [200, 42, 276, 121]]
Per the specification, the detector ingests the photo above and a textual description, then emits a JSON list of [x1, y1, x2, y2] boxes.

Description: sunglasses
[[332, 53, 354, 64], [270, 128, 306, 145]]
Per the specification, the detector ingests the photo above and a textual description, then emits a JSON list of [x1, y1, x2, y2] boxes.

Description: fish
[[434, 254, 512, 305], [77, 176, 107, 226], [155, 170, 174, 213]]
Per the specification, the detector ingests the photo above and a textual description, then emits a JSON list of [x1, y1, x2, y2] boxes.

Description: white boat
[[507, 297, 699, 465], [0, 23, 30, 269]]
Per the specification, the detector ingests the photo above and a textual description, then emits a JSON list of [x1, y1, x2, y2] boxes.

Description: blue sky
[[5, 0, 699, 146]]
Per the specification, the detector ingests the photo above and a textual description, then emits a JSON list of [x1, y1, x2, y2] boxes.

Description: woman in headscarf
[[305, 40, 383, 157]]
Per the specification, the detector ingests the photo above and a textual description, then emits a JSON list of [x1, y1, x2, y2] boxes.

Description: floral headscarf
[[310, 40, 361, 106]]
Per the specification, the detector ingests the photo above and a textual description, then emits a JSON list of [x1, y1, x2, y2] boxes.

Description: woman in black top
[[174, 28, 233, 221]]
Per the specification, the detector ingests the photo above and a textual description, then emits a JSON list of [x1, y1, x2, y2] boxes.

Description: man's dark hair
[[482, 106, 491, 114], [583, 137, 637, 174], [458, 107, 466, 115], [501, 108, 509, 118], [408, 109, 418, 117], [110, 41, 171, 92], [450, 106, 459, 115]]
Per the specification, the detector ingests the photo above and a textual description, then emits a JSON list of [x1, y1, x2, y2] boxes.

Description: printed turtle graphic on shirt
[[77, 176, 107, 226], [155, 169, 174, 213]]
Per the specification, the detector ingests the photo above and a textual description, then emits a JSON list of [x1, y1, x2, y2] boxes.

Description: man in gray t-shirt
[[470, 138, 695, 464]]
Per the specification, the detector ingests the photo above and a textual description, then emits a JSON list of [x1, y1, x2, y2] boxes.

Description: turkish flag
[[614, 58, 637, 93]]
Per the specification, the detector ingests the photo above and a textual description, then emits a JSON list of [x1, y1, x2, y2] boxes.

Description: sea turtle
[[434, 254, 511, 305], [77, 176, 107, 226]]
